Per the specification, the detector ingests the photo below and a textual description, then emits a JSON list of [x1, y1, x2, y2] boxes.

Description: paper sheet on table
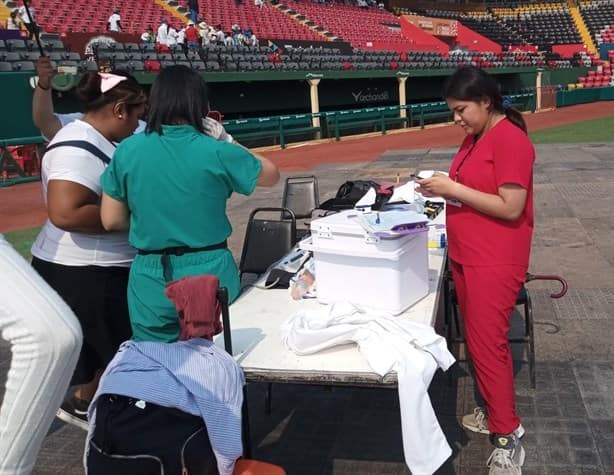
[[354, 187, 377, 208], [389, 181, 417, 204]]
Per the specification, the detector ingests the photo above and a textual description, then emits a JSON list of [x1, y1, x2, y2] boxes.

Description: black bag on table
[[316, 180, 393, 215], [87, 394, 218, 475]]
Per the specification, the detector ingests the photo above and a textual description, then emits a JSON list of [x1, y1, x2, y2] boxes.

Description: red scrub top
[[446, 118, 535, 266]]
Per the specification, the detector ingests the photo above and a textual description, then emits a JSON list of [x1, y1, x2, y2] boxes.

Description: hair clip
[[99, 72, 127, 93], [502, 96, 512, 110]]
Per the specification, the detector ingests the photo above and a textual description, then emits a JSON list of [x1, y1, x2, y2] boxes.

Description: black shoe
[[57, 396, 89, 430]]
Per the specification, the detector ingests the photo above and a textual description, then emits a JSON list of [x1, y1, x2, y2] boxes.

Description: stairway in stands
[[0, 3, 12, 29], [272, 3, 335, 42], [568, 0, 597, 55]]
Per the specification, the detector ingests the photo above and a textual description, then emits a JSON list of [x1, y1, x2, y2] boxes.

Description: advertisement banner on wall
[[404, 15, 458, 37], [62, 32, 143, 57]]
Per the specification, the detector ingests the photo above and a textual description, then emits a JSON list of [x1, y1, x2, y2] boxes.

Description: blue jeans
[[190, 9, 198, 23]]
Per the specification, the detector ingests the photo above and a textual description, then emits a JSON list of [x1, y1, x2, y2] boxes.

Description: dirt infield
[[1, 100, 612, 233]]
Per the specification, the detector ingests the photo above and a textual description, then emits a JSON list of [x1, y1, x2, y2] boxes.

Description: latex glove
[[202, 117, 233, 142]]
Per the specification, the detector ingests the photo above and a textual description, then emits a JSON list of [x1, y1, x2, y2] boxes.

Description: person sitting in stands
[[141, 28, 155, 44]]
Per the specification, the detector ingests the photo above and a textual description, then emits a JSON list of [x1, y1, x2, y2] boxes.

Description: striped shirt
[[85, 339, 244, 475]]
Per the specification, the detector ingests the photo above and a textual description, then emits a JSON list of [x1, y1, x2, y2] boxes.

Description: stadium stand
[[580, 0, 614, 45], [492, 3, 582, 52], [279, 0, 410, 48], [33, 0, 180, 34]]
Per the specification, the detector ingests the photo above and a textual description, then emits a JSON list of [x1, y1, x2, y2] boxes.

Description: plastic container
[[300, 210, 429, 314]]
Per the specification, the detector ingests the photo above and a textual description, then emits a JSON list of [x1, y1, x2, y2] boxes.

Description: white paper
[[354, 187, 377, 208], [389, 181, 418, 204]]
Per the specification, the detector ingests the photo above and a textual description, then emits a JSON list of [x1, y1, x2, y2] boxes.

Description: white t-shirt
[[18, 5, 34, 23], [157, 23, 169, 45], [177, 29, 185, 44], [167, 27, 178, 46], [108, 13, 121, 32], [31, 120, 135, 267]]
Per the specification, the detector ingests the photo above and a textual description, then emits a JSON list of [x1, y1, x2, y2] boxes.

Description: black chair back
[[239, 207, 297, 279], [281, 176, 319, 220]]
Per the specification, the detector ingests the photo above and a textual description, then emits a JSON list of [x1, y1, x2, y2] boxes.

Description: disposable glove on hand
[[202, 117, 233, 142]]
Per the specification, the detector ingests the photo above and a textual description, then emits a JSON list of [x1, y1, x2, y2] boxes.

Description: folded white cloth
[[282, 302, 455, 475]]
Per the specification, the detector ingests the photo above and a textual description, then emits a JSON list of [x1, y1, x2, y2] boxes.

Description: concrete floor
[[2, 142, 614, 474]]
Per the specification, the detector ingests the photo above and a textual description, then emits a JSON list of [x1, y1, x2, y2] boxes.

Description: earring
[[119, 115, 123, 118]]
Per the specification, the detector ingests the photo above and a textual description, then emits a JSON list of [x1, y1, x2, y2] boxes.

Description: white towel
[[281, 302, 455, 475]]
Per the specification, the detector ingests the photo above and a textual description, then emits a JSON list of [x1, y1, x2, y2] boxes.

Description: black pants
[[31, 257, 132, 385], [87, 394, 218, 474], [24, 22, 39, 40]]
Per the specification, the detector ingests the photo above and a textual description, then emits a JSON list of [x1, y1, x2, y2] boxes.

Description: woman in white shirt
[[31, 70, 146, 430]]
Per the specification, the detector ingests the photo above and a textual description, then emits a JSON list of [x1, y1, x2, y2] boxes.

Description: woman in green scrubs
[[100, 65, 280, 342]]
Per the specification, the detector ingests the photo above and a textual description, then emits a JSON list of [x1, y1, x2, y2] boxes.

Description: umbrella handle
[[525, 273, 568, 299]]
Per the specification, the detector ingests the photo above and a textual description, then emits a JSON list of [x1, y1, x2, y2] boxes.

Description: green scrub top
[[101, 125, 262, 342]]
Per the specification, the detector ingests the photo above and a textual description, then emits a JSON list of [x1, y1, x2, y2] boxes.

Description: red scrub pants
[[450, 259, 526, 435]]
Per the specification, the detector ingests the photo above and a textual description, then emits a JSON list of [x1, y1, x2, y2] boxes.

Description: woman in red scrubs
[[417, 66, 534, 475]]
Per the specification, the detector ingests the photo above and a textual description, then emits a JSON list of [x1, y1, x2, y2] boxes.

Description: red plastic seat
[[233, 459, 286, 475]]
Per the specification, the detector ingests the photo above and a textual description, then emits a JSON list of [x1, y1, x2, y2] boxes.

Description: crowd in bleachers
[[1, 0, 613, 75]]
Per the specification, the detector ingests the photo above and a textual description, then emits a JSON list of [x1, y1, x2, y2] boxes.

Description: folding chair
[[238, 207, 296, 415], [281, 176, 319, 242], [239, 207, 297, 285], [444, 267, 567, 389], [218, 287, 286, 475]]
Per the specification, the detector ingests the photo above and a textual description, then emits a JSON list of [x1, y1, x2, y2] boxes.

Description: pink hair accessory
[[98, 72, 127, 93]]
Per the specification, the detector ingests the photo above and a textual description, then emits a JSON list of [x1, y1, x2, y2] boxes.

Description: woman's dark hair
[[443, 66, 527, 133], [146, 65, 209, 134], [75, 70, 146, 114]]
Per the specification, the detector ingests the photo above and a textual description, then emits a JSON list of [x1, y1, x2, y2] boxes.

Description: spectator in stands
[[167, 24, 179, 47], [107, 8, 122, 32], [416, 66, 534, 475], [188, 0, 199, 24], [18, 0, 39, 41], [177, 24, 186, 51], [157, 18, 169, 46], [207, 26, 219, 46], [243, 29, 258, 47], [185, 21, 200, 51], [198, 21, 209, 46], [31, 66, 147, 430], [223, 32, 234, 47], [6, 9, 22, 30], [99, 65, 280, 342], [0, 235, 82, 475], [141, 27, 156, 44], [254, 0, 266, 8], [232, 29, 245, 46]]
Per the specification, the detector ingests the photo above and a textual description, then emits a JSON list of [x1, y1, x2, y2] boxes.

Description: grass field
[[529, 114, 614, 144], [4, 227, 40, 260]]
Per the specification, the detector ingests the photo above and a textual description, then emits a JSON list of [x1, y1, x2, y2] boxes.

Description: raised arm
[[33, 56, 62, 140]]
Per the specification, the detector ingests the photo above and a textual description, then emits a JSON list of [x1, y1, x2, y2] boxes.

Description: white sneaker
[[462, 407, 525, 438], [487, 433, 525, 475]]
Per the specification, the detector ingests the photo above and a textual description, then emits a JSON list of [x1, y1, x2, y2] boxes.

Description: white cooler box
[[300, 210, 429, 314]]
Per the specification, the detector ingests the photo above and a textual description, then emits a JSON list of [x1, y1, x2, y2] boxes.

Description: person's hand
[[36, 56, 54, 90], [202, 116, 233, 142], [416, 172, 458, 199]]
